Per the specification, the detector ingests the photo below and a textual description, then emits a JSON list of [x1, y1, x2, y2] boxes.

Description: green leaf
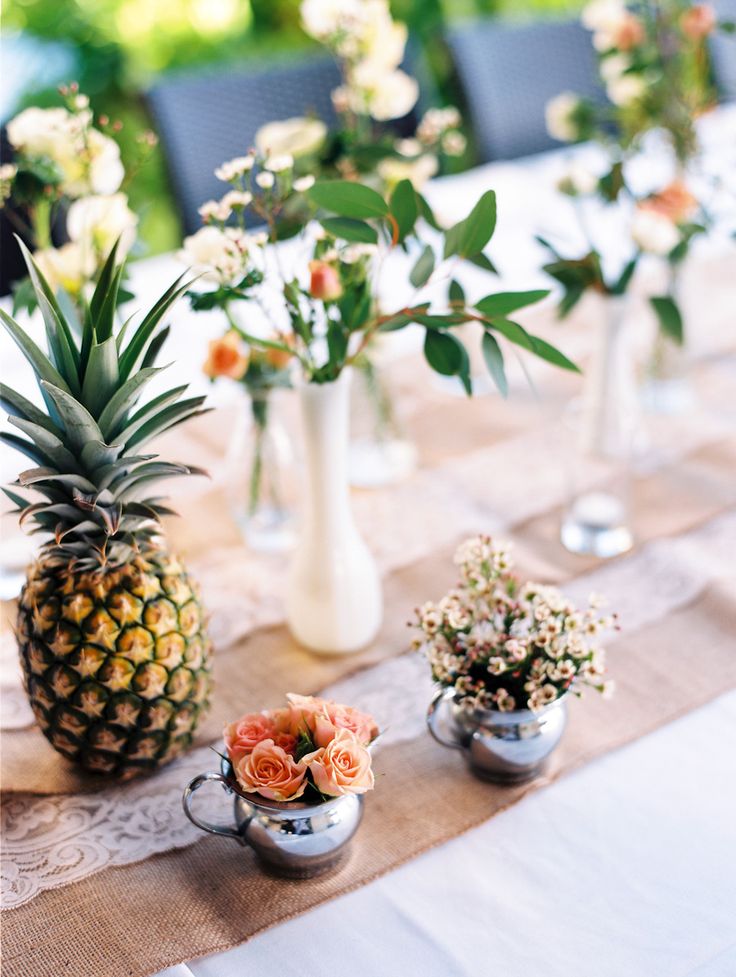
[[481, 331, 508, 397], [8, 417, 79, 470], [444, 190, 497, 259], [0, 432, 48, 467], [0, 383, 62, 436], [650, 296, 683, 345], [475, 290, 549, 318], [415, 192, 441, 231], [410, 245, 435, 289], [423, 329, 465, 376], [319, 217, 378, 245], [81, 336, 119, 418], [389, 179, 418, 241], [449, 279, 465, 305], [97, 368, 170, 440], [88, 239, 121, 342], [125, 397, 208, 449], [140, 325, 170, 370], [467, 251, 498, 275], [611, 257, 638, 296], [0, 308, 72, 413], [118, 274, 190, 381], [308, 180, 388, 220], [486, 318, 535, 352], [526, 335, 580, 373], [378, 304, 430, 332], [39, 381, 103, 452], [326, 321, 348, 366]]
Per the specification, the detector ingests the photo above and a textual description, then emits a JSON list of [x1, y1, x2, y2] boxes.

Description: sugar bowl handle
[[426, 687, 464, 751], [182, 771, 245, 844]]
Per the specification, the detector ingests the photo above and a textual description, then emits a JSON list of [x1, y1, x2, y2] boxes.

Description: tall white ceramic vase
[[286, 369, 383, 654]]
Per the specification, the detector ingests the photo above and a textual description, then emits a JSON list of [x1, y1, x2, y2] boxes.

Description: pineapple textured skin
[[18, 550, 212, 777]]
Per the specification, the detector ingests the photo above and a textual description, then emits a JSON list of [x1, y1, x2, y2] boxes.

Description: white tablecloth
[[2, 106, 734, 977], [156, 690, 736, 977]]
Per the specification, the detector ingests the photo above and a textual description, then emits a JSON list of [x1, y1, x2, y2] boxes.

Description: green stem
[[248, 393, 269, 517], [31, 199, 53, 250]]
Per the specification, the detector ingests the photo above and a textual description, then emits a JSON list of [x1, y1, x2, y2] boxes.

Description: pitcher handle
[[182, 771, 245, 844], [426, 687, 464, 751]]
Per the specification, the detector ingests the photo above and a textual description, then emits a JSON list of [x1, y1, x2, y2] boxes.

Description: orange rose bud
[[643, 181, 699, 224], [309, 260, 343, 301], [681, 4, 717, 39], [264, 333, 295, 370], [202, 331, 249, 380], [614, 13, 645, 50]]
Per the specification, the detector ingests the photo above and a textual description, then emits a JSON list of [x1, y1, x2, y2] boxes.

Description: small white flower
[[198, 198, 232, 222], [178, 225, 250, 285], [606, 72, 647, 106], [581, 0, 627, 32], [351, 65, 419, 122], [293, 174, 316, 193], [442, 131, 467, 156], [255, 116, 327, 159], [487, 657, 507, 676], [556, 162, 599, 196], [255, 171, 275, 189], [545, 92, 582, 142], [631, 208, 680, 255], [74, 94, 90, 110], [221, 190, 253, 209], [396, 137, 422, 157], [264, 153, 294, 173], [214, 155, 255, 181]]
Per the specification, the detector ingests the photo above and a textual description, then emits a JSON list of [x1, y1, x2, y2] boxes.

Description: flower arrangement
[[413, 536, 617, 713], [294, 0, 466, 189], [0, 82, 156, 314], [542, 1, 731, 340], [223, 693, 378, 802], [180, 151, 578, 392]]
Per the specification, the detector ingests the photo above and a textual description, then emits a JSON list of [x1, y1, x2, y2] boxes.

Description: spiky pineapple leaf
[[80, 440, 124, 473], [140, 325, 170, 370], [87, 238, 121, 346], [0, 309, 72, 407], [81, 336, 120, 417], [39, 382, 104, 452], [121, 396, 207, 449], [18, 468, 98, 493], [16, 238, 81, 393], [8, 417, 79, 471], [0, 383, 63, 437], [0, 432, 48, 467], [96, 367, 167, 440], [118, 274, 190, 382]]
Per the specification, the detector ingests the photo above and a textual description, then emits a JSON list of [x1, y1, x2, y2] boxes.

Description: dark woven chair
[[447, 18, 605, 162], [146, 57, 342, 235], [711, 0, 736, 101]]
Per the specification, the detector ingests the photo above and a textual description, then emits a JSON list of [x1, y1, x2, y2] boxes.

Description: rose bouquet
[[1, 82, 156, 316], [414, 535, 617, 714], [223, 693, 378, 802]]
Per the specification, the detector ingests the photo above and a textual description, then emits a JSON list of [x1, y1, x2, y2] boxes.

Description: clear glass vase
[[348, 354, 417, 488], [560, 295, 637, 558], [640, 264, 695, 414], [226, 389, 297, 553]]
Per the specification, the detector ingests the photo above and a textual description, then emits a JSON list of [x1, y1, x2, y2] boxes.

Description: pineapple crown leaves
[[1, 236, 210, 571]]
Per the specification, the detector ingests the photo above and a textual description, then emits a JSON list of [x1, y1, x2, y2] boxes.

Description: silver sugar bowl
[[427, 687, 568, 784], [182, 757, 363, 878]]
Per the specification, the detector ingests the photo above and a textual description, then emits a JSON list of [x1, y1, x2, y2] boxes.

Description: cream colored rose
[[255, 116, 327, 159], [234, 739, 308, 801], [303, 729, 374, 796], [85, 130, 125, 196], [33, 243, 96, 296], [631, 208, 680, 255], [67, 193, 138, 259], [545, 93, 581, 142], [377, 153, 438, 190], [353, 65, 419, 121]]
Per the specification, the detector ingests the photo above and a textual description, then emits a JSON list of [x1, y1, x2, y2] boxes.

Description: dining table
[[1, 105, 735, 977]]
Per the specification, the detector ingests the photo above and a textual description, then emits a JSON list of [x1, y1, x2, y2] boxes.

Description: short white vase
[[286, 369, 383, 654]]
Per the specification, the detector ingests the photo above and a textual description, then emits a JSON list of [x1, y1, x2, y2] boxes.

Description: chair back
[[447, 18, 604, 162]]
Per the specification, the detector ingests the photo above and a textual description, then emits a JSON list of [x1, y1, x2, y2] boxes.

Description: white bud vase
[[286, 369, 383, 654]]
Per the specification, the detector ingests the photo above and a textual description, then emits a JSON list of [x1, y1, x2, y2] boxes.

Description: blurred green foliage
[[4, 0, 582, 256]]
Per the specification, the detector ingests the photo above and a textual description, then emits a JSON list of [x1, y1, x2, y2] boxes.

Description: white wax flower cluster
[[414, 535, 616, 713]]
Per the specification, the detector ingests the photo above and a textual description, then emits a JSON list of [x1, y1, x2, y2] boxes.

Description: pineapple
[[1, 240, 213, 778]]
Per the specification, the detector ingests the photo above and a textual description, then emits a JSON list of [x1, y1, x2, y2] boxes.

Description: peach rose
[[303, 729, 375, 797], [224, 711, 277, 764], [203, 331, 249, 380], [681, 4, 716, 39], [234, 739, 307, 801], [642, 181, 698, 224], [285, 692, 325, 736], [313, 701, 379, 748], [309, 260, 342, 300], [612, 12, 645, 50]]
